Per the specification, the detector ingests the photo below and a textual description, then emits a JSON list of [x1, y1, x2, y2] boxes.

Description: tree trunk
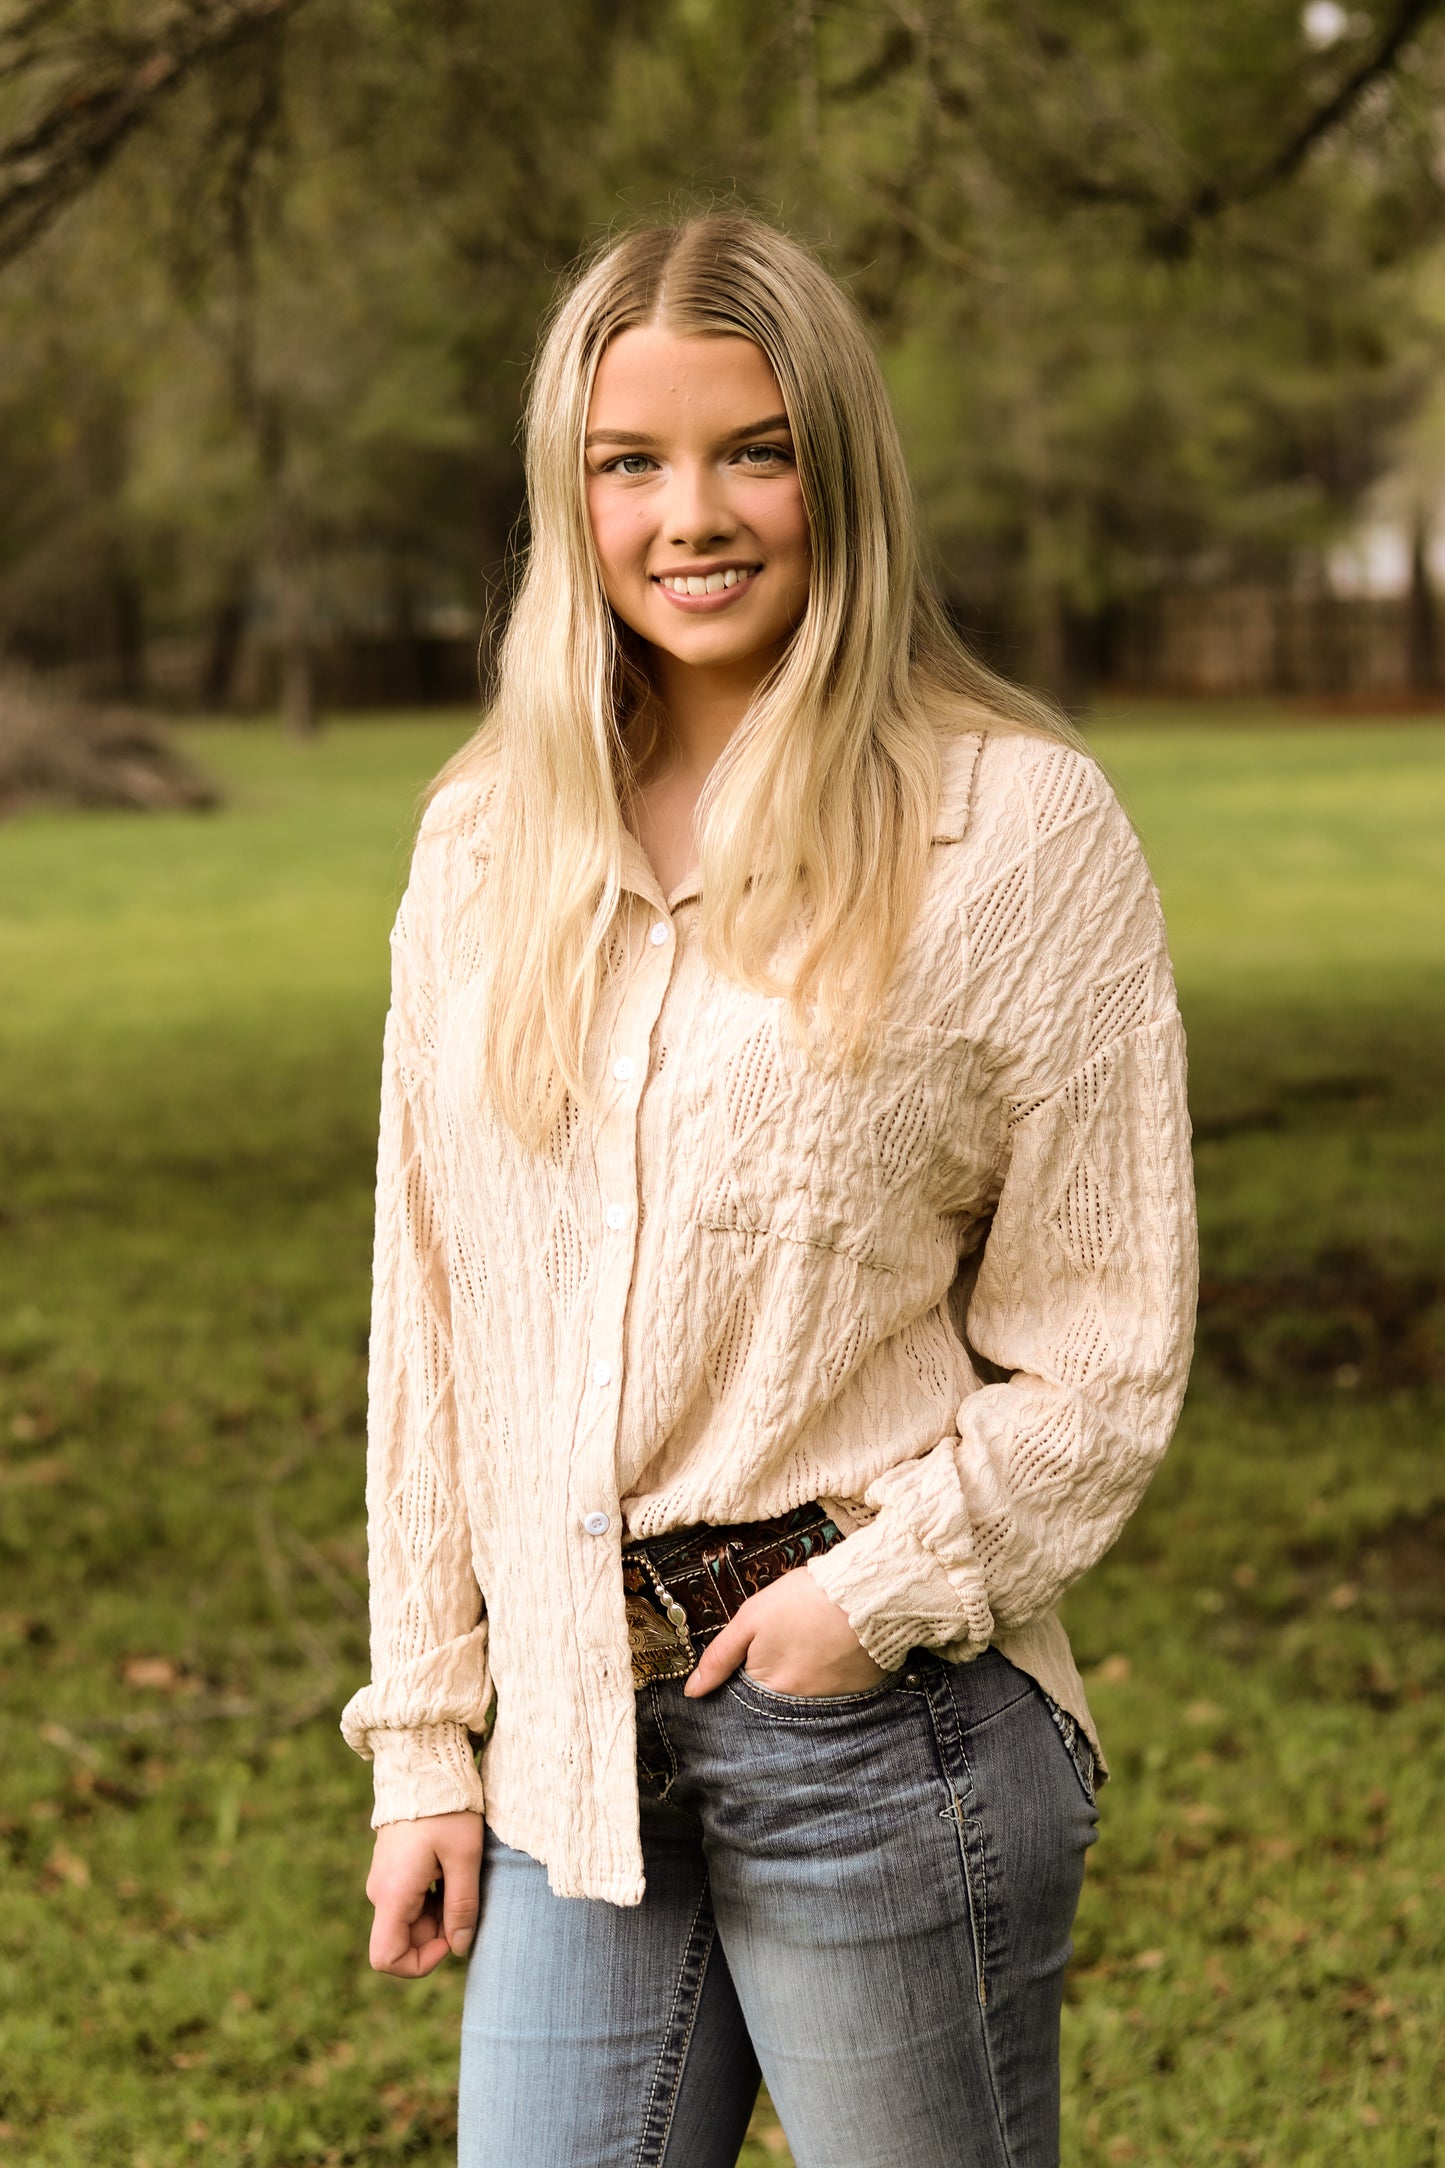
[[202, 572, 250, 710], [107, 550, 147, 701], [1026, 583, 1091, 713], [388, 555, 430, 705], [1406, 511, 1436, 697], [271, 502, 319, 738], [279, 636, 316, 737], [256, 393, 320, 738]]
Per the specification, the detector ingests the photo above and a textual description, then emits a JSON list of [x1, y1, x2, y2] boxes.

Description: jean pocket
[[729, 1665, 907, 1717], [1038, 1689, 1099, 1808]]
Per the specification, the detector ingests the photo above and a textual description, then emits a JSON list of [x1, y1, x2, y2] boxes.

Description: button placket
[[572, 901, 677, 1617], [566, 896, 674, 1848]]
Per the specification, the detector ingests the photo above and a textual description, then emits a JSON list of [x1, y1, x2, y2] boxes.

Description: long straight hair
[[434, 212, 1079, 1150]]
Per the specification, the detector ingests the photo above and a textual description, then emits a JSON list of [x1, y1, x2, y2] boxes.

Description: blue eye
[[737, 443, 792, 467], [593, 450, 657, 476]]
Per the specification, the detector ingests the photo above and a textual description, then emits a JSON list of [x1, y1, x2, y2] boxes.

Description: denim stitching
[[723, 1671, 908, 1719], [637, 1682, 679, 1802], [920, 1673, 987, 2000], [925, 1664, 1019, 2167], [956, 1742, 989, 2015], [633, 1878, 716, 2168], [939, 1680, 1036, 1737]]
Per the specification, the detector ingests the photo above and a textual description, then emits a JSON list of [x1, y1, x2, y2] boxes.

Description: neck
[[642, 644, 782, 782]]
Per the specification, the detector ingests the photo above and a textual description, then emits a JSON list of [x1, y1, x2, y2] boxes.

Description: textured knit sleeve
[[339, 809, 491, 1826], [809, 752, 1198, 1671]]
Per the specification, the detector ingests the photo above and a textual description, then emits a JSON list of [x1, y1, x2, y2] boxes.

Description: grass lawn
[[1, 706, 1442, 2166]]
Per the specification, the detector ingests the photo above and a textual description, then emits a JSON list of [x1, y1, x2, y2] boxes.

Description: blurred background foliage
[[3, 8, 1445, 2164], [5, 0, 1445, 722]]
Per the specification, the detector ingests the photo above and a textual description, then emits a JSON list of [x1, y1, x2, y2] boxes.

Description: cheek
[[586, 490, 647, 587], [752, 482, 810, 571]]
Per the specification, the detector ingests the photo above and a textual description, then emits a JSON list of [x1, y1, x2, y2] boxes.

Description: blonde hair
[[435, 210, 1079, 1150]]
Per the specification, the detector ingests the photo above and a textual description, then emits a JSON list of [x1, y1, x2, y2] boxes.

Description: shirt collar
[[618, 729, 983, 909], [930, 730, 983, 843], [618, 829, 698, 912]]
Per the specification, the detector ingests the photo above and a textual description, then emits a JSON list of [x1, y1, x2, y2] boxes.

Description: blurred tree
[[1, 0, 1444, 711], [0, 0, 306, 270], [795, 0, 1445, 690]]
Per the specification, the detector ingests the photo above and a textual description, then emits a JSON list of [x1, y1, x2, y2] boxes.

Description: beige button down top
[[340, 727, 1197, 1905]]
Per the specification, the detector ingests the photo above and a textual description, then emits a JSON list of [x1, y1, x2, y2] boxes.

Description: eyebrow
[[583, 413, 792, 450]]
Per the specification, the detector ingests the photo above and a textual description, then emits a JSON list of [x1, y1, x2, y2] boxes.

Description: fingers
[[367, 1871, 449, 1979], [682, 1571, 891, 1699], [437, 1822, 484, 1958], [683, 1611, 752, 1698], [366, 1815, 484, 1978]]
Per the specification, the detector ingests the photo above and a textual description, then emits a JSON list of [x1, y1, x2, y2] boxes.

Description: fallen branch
[[0, 669, 219, 817]]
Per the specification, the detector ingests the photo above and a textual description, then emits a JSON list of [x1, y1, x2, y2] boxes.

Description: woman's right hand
[[365, 1811, 484, 1978]]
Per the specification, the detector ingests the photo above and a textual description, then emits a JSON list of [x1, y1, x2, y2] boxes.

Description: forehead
[[587, 326, 786, 434]]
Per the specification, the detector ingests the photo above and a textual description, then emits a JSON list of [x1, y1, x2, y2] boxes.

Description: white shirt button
[[582, 1511, 610, 1537], [650, 923, 670, 946], [612, 1055, 636, 1082], [604, 1202, 627, 1231], [592, 1359, 612, 1387]]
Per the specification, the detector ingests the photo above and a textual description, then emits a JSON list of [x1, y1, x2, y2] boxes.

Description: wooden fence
[[1103, 587, 1435, 699], [74, 584, 1445, 710]]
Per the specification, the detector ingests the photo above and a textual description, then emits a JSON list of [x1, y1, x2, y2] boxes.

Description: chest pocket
[[693, 1008, 999, 1274]]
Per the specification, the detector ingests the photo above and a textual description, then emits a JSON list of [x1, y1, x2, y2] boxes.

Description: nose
[[663, 456, 736, 552]]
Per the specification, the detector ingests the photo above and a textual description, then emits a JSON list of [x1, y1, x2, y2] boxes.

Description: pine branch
[[1158, 0, 1445, 252], [0, 0, 310, 272], [926, 0, 1445, 259]]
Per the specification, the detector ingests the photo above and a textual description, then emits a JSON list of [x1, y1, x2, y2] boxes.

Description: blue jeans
[[458, 1647, 1099, 2168]]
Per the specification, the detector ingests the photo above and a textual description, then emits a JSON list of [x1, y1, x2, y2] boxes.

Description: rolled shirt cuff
[[807, 1510, 994, 1672], [365, 1721, 486, 1828]]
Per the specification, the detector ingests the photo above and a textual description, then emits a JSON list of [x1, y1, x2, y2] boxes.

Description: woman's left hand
[[683, 1567, 890, 1699]]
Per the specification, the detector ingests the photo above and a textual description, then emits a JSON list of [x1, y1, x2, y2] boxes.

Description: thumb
[[684, 1613, 752, 1698], [440, 1829, 484, 1958]]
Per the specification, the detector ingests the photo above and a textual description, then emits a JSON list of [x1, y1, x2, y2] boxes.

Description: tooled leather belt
[[621, 1501, 846, 1687]]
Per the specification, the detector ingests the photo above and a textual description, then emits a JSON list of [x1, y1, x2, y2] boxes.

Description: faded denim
[[458, 1647, 1099, 2168]]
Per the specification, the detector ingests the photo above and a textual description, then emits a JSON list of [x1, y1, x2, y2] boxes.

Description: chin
[[663, 634, 770, 667], [649, 608, 781, 648]]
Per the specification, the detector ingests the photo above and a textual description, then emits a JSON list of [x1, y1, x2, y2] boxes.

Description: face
[[583, 326, 811, 679]]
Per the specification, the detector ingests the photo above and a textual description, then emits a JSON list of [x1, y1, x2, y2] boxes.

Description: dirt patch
[[1195, 1249, 1445, 1390]]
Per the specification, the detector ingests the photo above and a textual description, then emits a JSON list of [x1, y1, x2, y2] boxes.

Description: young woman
[[341, 211, 1197, 2168]]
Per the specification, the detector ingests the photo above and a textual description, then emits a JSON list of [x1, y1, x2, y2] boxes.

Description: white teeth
[[658, 567, 754, 593]]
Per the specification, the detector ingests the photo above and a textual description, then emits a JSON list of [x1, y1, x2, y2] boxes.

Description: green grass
[[1, 707, 1442, 2165]]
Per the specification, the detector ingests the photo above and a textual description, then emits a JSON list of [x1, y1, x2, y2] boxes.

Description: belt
[[621, 1502, 846, 1687]]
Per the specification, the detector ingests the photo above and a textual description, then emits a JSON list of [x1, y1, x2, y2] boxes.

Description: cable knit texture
[[339, 728, 1198, 1905]]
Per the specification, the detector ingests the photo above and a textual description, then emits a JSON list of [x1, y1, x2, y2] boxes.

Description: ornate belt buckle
[[625, 1551, 697, 1686]]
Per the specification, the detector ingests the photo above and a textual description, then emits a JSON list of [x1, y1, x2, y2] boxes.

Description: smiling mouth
[[651, 566, 760, 596]]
